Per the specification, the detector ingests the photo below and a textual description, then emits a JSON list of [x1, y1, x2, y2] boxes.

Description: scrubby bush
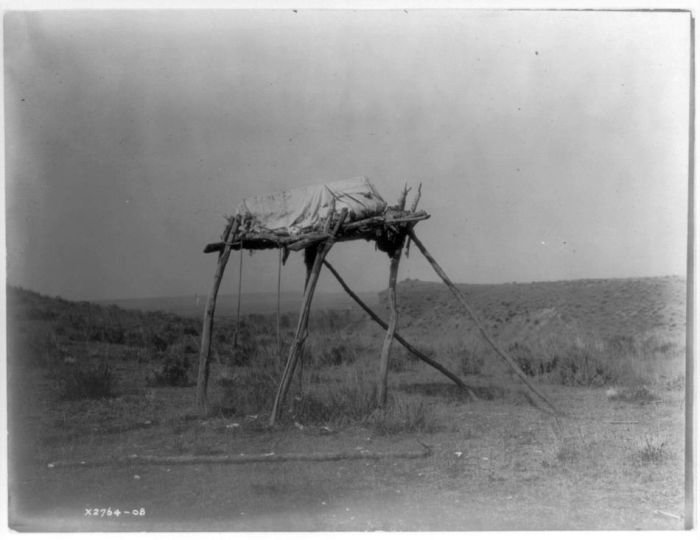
[[319, 344, 355, 366], [218, 367, 279, 415], [506, 342, 559, 378], [637, 435, 667, 464], [606, 385, 659, 404], [293, 370, 445, 434], [307, 337, 359, 367], [146, 348, 194, 387], [498, 330, 684, 388], [25, 306, 59, 320], [212, 322, 263, 366], [56, 362, 116, 400], [556, 347, 612, 386], [295, 383, 377, 425], [447, 345, 483, 376], [151, 333, 169, 352], [183, 325, 200, 337], [367, 396, 443, 435]]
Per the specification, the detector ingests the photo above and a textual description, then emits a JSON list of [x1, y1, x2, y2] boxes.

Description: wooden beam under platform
[[202, 210, 431, 254]]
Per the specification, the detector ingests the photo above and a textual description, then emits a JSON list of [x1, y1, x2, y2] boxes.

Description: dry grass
[[6, 278, 687, 531], [636, 435, 668, 464], [366, 395, 443, 435], [53, 362, 116, 401]]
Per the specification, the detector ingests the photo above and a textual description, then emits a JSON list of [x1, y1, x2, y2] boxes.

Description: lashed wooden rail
[[408, 230, 561, 416], [47, 445, 431, 468], [202, 211, 430, 253]]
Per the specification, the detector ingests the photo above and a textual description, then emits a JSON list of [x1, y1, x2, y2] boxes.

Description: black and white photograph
[[3, 3, 694, 532]]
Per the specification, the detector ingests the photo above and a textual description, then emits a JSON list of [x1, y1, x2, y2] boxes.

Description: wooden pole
[[276, 247, 283, 370], [408, 229, 561, 416], [233, 247, 244, 356], [269, 210, 349, 426], [196, 217, 240, 416], [270, 255, 319, 425], [323, 260, 476, 399], [297, 245, 318, 395], [377, 246, 402, 407], [405, 182, 423, 257], [377, 186, 411, 407]]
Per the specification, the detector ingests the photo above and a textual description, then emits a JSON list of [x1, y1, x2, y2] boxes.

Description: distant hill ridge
[[93, 290, 379, 318], [7, 275, 686, 343], [378, 275, 686, 341]]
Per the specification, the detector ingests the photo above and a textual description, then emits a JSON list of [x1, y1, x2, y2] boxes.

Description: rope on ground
[[47, 445, 432, 468]]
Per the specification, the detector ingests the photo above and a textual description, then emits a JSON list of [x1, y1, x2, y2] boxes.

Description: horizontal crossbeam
[[202, 211, 430, 253]]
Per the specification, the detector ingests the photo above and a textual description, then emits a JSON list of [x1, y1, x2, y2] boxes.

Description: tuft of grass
[[637, 435, 667, 464], [312, 342, 358, 367], [367, 396, 443, 435], [218, 367, 280, 416], [146, 348, 194, 387], [56, 362, 116, 401], [554, 434, 601, 466], [606, 385, 659, 404], [294, 383, 378, 425]]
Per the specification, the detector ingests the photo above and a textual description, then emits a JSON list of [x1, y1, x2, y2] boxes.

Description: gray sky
[[4, 9, 690, 300]]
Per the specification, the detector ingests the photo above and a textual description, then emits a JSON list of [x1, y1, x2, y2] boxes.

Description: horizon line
[[6, 273, 686, 304]]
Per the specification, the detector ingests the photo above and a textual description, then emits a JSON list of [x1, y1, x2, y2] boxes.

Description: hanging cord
[[233, 246, 244, 360], [276, 246, 283, 371]]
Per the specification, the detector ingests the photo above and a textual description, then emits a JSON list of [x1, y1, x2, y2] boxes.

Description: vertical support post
[[377, 185, 410, 407], [323, 259, 475, 398], [297, 246, 317, 397], [233, 247, 244, 355], [377, 247, 402, 407], [269, 209, 348, 426], [196, 217, 240, 416], [276, 247, 283, 370]]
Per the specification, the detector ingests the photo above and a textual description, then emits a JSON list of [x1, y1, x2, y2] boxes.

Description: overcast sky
[[4, 9, 690, 301]]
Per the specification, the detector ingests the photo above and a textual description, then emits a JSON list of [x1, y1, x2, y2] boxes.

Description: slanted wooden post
[[196, 217, 240, 416], [408, 229, 561, 416], [322, 259, 476, 399], [269, 209, 348, 426]]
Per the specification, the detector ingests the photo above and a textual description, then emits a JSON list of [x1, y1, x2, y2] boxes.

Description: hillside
[[8, 275, 685, 346], [378, 276, 686, 344], [93, 290, 379, 318]]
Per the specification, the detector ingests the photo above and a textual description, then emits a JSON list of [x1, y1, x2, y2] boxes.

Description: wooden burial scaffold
[[196, 178, 559, 426]]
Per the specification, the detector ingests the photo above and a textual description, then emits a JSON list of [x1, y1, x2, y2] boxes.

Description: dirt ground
[[8, 360, 686, 532]]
